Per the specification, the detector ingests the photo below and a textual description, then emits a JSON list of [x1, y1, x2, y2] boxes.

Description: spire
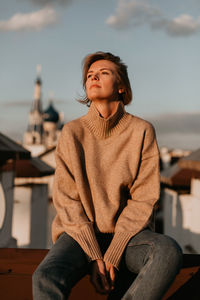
[[33, 64, 42, 112], [24, 66, 63, 149], [26, 65, 44, 141], [37, 64, 41, 76]]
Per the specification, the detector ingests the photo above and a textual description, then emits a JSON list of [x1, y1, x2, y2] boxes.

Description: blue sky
[[0, 0, 200, 149]]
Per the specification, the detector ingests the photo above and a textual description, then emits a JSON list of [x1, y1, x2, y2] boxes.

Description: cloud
[[0, 6, 58, 32], [166, 14, 200, 36], [106, 0, 161, 29], [1, 98, 65, 108], [2, 100, 31, 107], [149, 112, 200, 149], [30, 0, 71, 5], [106, 0, 200, 37], [149, 112, 200, 135]]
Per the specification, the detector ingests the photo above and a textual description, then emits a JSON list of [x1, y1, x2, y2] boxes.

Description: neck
[[92, 100, 120, 119]]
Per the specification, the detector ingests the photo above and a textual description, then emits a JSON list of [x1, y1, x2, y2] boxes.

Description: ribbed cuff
[[73, 224, 103, 261], [103, 231, 134, 269]]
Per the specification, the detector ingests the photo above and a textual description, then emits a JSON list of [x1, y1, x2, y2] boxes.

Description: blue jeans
[[32, 230, 182, 300]]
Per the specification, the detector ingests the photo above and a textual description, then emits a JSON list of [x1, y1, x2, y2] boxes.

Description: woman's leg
[[32, 232, 89, 300], [122, 230, 182, 300]]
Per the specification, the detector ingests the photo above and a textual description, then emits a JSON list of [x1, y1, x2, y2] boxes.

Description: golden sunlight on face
[[86, 60, 120, 102]]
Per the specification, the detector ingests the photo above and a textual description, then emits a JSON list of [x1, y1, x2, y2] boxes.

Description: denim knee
[[32, 264, 51, 290], [33, 263, 71, 300], [152, 234, 183, 270], [121, 232, 183, 300], [33, 262, 70, 288]]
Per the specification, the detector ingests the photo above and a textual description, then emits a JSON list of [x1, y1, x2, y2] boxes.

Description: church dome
[[43, 102, 59, 123]]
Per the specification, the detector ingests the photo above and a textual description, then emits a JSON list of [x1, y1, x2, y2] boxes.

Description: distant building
[[160, 146, 191, 171], [161, 148, 200, 254], [23, 66, 64, 156], [0, 132, 55, 249], [0, 132, 30, 247]]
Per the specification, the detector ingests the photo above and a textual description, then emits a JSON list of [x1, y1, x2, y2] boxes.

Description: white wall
[[163, 179, 200, 253], [12, 183, 49, 249], [12, 186, 31, 247]]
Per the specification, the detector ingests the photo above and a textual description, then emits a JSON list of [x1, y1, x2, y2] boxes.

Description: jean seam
[[123, 242, 154, 299], [127, 240, 153, 247]]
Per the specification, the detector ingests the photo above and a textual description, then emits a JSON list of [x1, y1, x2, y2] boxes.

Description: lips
[[90, 84, 101, 89]]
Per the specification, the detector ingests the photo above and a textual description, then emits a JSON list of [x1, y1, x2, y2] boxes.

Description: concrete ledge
[[0, 248, 200, 300]]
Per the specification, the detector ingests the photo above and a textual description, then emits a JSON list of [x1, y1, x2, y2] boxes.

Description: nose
[[91, 72, 99, 80]]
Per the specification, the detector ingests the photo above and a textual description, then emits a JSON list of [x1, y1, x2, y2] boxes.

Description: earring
[[119, 89, 124, 94]]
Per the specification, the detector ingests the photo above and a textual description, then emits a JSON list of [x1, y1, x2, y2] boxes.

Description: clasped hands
[[90, 259, 117, 294]]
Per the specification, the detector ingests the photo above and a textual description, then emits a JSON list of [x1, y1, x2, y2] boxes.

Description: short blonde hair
[[80, 51, 132, 106]]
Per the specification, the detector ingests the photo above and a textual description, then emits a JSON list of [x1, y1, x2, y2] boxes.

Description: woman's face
[[85, 59, 120, 102]]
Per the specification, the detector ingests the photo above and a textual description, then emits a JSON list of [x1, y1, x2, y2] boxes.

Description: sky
[[0, 0, 200, 149]]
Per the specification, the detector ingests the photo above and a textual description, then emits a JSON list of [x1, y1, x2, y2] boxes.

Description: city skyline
[[1, 0, 200, 149]]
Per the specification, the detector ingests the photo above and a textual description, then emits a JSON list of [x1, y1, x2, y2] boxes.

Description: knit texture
[[52, 101, 160, 268]]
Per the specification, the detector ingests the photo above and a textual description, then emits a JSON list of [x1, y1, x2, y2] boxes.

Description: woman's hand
[[90, 259, 110, 294], [105, 261, 117, 291]]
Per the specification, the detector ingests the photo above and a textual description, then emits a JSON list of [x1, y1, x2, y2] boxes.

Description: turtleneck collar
[[82, 101, 131, 139]]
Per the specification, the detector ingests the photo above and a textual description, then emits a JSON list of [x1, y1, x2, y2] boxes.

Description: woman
[[33, 51, 182, 300]]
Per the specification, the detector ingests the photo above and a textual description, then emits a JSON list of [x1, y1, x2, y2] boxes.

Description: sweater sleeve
[[52, 125, 103, 261], [103, 124, 160, 269]]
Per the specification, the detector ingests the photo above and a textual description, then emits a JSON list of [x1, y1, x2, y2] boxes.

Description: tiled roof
[[0, 132, 30, 165], [161, 165, 200, 187], [4, 157, 54, 177], [161, 149, 200, 187], [178, 148, 200, 171]]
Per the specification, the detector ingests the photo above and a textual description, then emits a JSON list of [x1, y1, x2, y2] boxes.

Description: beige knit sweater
[[52, 101, 160, 269]]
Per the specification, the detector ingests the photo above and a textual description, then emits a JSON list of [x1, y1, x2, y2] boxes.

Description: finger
[[98, 263, 107, 276], [91, 274, 107, 294], [110, 267, 115, 288], [105, 261, 110, 273], [95, 284, 107, 294], [94, 260, 111, 293], [100, 273, 110, 292], [98, 262, 110, 291], [110, 267, 115, 282], [97, 277, 109, 294]]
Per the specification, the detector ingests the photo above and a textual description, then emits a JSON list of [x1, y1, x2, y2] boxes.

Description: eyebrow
[[87, 68, 114, 74]]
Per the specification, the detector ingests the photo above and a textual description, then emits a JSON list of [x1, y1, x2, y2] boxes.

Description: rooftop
[[3, 157, 54, 178], [178, 148, 200, 171], [0, 132, 30, 166]]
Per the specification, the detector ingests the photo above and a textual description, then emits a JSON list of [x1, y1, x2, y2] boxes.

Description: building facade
[[24, 67, 63, 156]]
